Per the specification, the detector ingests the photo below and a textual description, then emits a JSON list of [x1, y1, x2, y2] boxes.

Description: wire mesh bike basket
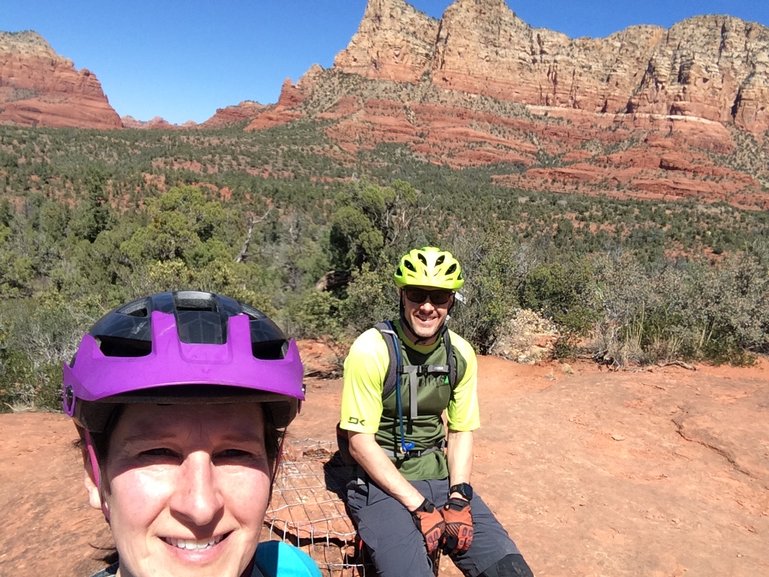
[[262, 438, 374, 576]]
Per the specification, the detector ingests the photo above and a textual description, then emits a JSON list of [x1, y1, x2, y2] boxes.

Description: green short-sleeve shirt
[[340, 322, 480, 479]]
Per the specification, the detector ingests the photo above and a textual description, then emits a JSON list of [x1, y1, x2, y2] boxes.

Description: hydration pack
[[374, 320, 458, 405], [336, 320, 460, 463]]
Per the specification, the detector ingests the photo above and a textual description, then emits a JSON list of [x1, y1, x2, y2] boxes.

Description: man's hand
[[411, 499, 445, 554], [441, 497, 474, 554]]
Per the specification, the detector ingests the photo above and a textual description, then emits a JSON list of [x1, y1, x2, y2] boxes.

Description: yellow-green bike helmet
[[393, 246, 464, 291]]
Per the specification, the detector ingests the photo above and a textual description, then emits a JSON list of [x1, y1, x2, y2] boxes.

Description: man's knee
[[477, 554, 534, 577]]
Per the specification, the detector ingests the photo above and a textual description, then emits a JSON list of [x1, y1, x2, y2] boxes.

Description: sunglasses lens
[[404, 289, 426, 303], [431, 292, 451, 305], [405, 289, 452, 305]]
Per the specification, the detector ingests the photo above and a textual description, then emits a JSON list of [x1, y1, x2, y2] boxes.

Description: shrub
[[518, 258, 598, 337], [0, 292, 101, 411], [677, 252, 769, 363], [338, 266, 396, 337], [450, 229, 525, 353], [589, 253, 677, 366], [286, 289, 345, 340]]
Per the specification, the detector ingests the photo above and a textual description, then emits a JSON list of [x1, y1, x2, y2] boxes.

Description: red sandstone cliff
[[244, 0, 769, 208], [201, 101, 266, 128], [331, 0, 769, 134], [0, 31, 122, 129], [2, 5, 768, 207]]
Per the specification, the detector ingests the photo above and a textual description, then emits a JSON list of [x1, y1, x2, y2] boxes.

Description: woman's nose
[[169, 453, 224, 526]]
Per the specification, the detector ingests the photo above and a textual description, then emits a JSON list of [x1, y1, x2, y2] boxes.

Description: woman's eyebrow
[[118, 421, 264, 445], [217, 426, 265, 444], [119, 427, 175, 445]]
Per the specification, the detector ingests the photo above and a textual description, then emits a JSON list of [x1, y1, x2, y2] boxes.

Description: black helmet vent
[[251, 339, 286, 360], [118, 300, 150, 317], [242, 305, 288, 361], [97, 335, 152, 357], [89, 296, 154, 357]]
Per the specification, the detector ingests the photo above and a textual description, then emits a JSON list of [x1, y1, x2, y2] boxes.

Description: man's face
[[86, 402, 271, 577], [401, 286, 454, 343]]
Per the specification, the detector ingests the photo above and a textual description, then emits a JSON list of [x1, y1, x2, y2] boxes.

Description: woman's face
[[85, 402, 271, 577]]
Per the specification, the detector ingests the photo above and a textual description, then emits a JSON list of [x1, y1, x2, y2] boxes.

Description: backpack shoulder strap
[[374, 320, 401, 398], [375, 321, 459, 394], [441, 327, 458, 388]]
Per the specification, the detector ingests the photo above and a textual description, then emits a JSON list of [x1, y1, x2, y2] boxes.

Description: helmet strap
[[268, 430, 286, 500], [84, 429, 101, 487]]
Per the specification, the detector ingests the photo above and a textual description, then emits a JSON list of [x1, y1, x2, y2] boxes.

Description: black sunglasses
[[403, 288, 454, 305]]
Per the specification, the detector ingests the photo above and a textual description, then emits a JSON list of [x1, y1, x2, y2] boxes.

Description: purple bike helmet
[[62, 290, 305, 433]]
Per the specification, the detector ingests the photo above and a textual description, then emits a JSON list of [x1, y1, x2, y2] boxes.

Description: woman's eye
[[140, 448, 178, 459], [214, 448, 267, 465], [216, 449, 251, 459]]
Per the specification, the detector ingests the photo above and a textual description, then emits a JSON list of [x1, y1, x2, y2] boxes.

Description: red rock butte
[[0, 31, 122, 129]]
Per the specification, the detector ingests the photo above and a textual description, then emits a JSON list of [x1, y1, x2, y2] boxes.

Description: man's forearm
[[348, 431, 426, 511], [447, 429, 474, 487]]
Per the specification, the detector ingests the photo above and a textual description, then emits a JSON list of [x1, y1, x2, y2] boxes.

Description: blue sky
[[2, 1, 768, 124]]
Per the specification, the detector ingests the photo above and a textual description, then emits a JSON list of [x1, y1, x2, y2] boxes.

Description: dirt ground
[[1, 345, 767, 577]]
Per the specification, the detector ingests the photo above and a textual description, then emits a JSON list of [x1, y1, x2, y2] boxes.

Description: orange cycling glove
[[442, 497, 474, 554], [411, 499, 445, 554]]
